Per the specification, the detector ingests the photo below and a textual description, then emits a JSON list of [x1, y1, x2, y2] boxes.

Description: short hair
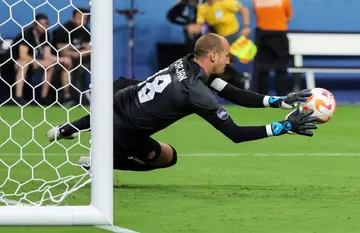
[[73, 8, 90, 17], [35, 13, 48, 22], [194, 33, 224, 59]]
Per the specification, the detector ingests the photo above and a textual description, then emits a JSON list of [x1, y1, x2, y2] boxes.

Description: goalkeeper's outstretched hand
[[270, 108, 318, 137], [268, 89, 313, 109]]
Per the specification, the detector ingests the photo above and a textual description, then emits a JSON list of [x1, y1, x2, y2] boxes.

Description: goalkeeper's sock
[[60, 115, 91, 137]]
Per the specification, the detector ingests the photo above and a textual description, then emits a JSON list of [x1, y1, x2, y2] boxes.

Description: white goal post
[[0, 0, 113, 226]]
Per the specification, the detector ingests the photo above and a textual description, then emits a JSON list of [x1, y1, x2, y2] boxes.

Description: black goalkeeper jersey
[[114, 54, 268, 143]]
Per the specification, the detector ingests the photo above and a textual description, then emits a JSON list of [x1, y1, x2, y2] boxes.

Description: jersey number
[[138, 74, 172, 103]]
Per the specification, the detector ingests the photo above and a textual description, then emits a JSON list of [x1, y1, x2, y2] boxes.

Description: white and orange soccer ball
[[299, 88, 336, 123]]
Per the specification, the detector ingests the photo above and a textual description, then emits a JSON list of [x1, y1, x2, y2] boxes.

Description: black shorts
[[114, 136, 162, 163], [112, 77, 161, 162], [113, 113, 162, 163]]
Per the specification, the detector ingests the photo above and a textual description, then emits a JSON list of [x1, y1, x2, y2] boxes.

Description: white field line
[[175, 122, 360, 126], [7, 121, 360, 126], [1, 151, 358, 232], [180, 153, 360, 157], [96, 226, 139, 233], [0, 153, 360, 157], [0, 198, 140, 233]]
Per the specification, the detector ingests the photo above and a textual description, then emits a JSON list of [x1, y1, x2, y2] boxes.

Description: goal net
[[0, 0, 113, 225]]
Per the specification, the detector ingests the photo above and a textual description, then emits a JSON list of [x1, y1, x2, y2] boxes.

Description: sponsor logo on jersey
[[217, 107, 229, 120], [147, 151, 156, 160]]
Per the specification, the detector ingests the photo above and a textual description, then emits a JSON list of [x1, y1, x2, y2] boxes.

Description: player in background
[[186, 0, 252, 88], [47, 33, 317, 172]]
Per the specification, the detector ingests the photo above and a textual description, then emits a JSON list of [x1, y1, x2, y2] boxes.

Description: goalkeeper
[[47, 33, 317, 171]]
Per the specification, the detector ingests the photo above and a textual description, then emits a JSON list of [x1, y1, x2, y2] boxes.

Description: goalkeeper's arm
[[193, 106, 318, 142], [208, 77, 312, 109], [209, 77, 266, 108], [189, 84, 317, 142]]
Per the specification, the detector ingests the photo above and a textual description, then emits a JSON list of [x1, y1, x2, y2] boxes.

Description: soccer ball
[[299, 88, 336, 123]]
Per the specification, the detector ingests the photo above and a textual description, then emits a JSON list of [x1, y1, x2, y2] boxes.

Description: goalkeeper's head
[[34, 13, 49, 35], [193, 33, 231, 77]]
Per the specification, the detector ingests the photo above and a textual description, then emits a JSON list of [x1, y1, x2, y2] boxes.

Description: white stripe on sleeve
[[209, 78, 228, 92], [266, 124, 273, 136], [263, 96, 270, 107]]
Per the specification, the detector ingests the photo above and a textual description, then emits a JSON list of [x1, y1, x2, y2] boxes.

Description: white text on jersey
[[174, 59, 187, 82]]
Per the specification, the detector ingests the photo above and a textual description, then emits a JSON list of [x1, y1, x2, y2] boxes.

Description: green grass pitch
[[0, 105, 360, 233]]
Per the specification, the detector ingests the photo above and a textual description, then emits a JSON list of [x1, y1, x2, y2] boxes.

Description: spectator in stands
[[12, 13, 72, 105], [167, 0, 200, 45], [52, 8, 91, 105], [253, 0, 293, 95], [186, 0, 251, 89]]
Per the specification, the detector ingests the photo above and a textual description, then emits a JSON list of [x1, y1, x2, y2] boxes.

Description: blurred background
[[115, 0, 360, 104], [0, 1, 360, 232], [0, 0, 359, 106]]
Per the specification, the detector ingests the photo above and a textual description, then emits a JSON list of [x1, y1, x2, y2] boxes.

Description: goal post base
[[0, 206, 112, 225]]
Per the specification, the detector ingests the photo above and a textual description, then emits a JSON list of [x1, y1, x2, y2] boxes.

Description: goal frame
[[0, 0, 114, 226]]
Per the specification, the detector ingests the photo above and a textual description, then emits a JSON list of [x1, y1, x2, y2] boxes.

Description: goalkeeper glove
[[267, 89, 313, 110], [269, 109, 318, 137]]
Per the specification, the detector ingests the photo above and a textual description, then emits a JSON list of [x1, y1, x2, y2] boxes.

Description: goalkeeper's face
[[212, 38, 230, 76]]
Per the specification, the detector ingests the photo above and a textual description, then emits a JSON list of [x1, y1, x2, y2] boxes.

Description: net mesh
[[0, 0, 92, 206]]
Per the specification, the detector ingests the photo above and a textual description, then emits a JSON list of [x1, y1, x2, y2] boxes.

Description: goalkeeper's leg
[[78, 138, 178, 171], [114, 137, 178, 171], [115, 139, 177, 171], [47, 115, 90, 142], [47, 76, 141, 142]]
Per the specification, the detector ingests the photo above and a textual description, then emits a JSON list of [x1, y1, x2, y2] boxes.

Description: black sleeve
[[188, 82, 270, 143], [83, 26, 91, 42], [167, 2, 190, 26], [11, 33, 23, 60], [208, 77, 267, 108], [53, 27, 69, 45], [21, 29, 33, 47], [46, 31, 56, 55], [51, 29, 58, 48], [19, 30, 33, 56]]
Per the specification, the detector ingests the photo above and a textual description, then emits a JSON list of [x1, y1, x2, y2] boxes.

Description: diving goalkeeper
[[47, 33, 317, 171]]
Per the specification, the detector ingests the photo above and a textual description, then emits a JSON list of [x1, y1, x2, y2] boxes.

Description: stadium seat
[[287, 32, 360, 89]]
